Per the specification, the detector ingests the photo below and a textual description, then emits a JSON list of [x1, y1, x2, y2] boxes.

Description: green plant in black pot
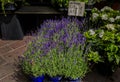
[[84, 6, 120, 75], [0, 0, 15, 15]]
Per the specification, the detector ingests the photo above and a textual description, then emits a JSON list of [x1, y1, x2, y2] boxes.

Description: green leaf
[[115, 55, 120, 65]]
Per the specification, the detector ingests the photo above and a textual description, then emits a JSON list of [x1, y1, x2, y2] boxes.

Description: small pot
[[50, 76, 62, 82], [31, 75, 44, 82], [69, 78, 81, 82], [4, 3, 16, 11]]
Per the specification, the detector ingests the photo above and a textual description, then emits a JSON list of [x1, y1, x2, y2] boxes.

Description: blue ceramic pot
[[69, 78, 81, 82], [31, 75, 44, 82], [50, 76, 62, 82]]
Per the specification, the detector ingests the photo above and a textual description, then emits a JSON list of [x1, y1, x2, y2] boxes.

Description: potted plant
[[42, 48, 63, 82], [39, 17, 89, 81], [19, 38, 46, 82], [20, 17, 90, 82], [84, 6, 120, 75], [62, 44, 89, 82], [0, 0, 16, 14]]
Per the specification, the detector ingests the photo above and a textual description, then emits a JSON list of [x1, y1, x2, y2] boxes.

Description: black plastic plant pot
[[95, 62, 114, 76], [1, 15, 24, 40]]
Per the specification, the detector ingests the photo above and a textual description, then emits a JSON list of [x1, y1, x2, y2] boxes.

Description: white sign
[[68, 1, 85, 16]]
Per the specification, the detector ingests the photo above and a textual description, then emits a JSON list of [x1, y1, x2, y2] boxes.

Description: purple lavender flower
[[24, 17, 86, 63]]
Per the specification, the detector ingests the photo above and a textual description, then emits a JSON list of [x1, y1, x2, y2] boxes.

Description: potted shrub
[[0, 0, 16, 14], [19, 38, 46, 82], [62, 44, 89, 82], [38, 17, 89, 81], [42, 48, 63, 82], [84, 6, 120, 75], [20, 17, 90, 82]]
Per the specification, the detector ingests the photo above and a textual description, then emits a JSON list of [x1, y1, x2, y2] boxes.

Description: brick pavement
[[0, 36, 33, 82], [0, 36, 120, 82]]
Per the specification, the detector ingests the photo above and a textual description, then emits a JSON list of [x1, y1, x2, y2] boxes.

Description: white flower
[[115, 16, 120, 20], [101, 6, 113, 11], [99, 30, 104, 38], [106, 24, 115, 30], [92, 13, 99, 20], [101, 14, 108, 20], [109, 17, 115, 22], [89, 29, 95, 35]]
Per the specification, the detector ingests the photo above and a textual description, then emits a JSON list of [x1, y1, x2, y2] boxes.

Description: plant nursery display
[[20, 17, 89, 82], [19, 2, 120, 82], [84, 6, 120, 74], [51, 0, 103, 9]]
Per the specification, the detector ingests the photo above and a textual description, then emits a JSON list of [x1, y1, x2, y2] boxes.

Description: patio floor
[[0, 36, 120, 82]]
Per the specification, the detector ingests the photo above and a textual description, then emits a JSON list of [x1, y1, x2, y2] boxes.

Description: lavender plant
[[20, 17, 89, 80]]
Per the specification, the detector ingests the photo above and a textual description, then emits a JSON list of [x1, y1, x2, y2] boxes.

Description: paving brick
[[0, 36, 32, 82], [9, 40, 26, 49], [7, 36, 33, 52], [0, 40, 16, 48], [23, 36, 34, 42], [0, 56, 7, 66], [3, 46, 27, 63], [0, 46, 13, 55], [0, 72, 30, 82], [0, 63, 16, 80]]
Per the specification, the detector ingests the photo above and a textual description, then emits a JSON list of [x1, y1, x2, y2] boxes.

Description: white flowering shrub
[[91, 6, 120, 28], [100, 6, 113, 12], [101, 14, 108, 20], [84, 6, 120, 71]]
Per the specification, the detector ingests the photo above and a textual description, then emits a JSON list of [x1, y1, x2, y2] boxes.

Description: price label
[[68, 1, 85, 16]]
